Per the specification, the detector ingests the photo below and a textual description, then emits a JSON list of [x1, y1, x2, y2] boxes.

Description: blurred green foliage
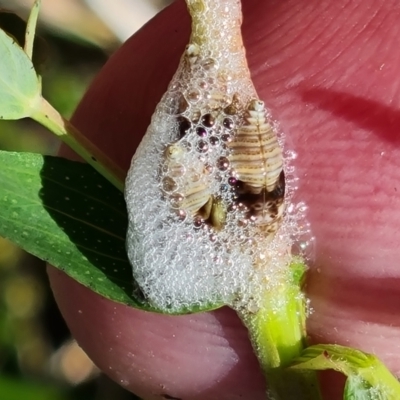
[[0, 375, 66, 400], [0, 12, 140, 400]]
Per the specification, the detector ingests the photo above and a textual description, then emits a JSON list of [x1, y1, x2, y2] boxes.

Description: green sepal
[[291, 344, 400, 399]]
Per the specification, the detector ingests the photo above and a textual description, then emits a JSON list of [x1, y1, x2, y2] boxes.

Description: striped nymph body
[[228, 99, 285, 235]]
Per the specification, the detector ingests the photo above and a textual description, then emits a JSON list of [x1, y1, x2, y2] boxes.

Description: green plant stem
[[24, 0, 41, 60], [237, 261, 322, 400], [30, 97, 125, 192]]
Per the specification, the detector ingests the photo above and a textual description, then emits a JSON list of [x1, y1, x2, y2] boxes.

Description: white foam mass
[[125, 0, 307, 312]]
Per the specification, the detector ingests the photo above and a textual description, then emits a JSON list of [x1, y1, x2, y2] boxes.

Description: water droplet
[[284, 149, 297, 160], [292, 236, 316, 263], [177, 209, 187, 221], [201, 113, 215, 127], [204, 164, 214, 175], [197, 140, 209, 152], [223, 117, 234, 130], [207, 77, 216, 86], [162, 177, 178, 193], [238, 219, 249, 227], [221, 133, 232, 142], [296, 202, 308, 214], [183, 233, 194, 244], [217, 157, 230, 171], [228, 203, 237, 212], [190, 170, 201, 182], [196, 126, 207, 137], [168, 162, 186, 177], [170, 193, 184, 208], [193, 217, 204, 228], [199, 80, 208, 89], [209, 136, 219, 146], [180, 140, 192, 152], [187, 89, 201, 103], [228, 177, 237, 185]]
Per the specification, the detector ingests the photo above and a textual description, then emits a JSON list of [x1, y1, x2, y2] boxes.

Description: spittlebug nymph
[[162, 141, 227, 231], [227, 99, 285, 235], [162, 142, 210, 212], [161, 96, 285, 236]]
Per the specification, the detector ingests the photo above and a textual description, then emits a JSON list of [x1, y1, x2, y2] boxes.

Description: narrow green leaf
[[0, 150, 220, 315], [25, 0, 41, 60], [0, 28, 41, 119]]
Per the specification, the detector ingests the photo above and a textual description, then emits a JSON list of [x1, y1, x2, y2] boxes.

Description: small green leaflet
[[291, 344, 400, 399], [0, 27, 41, 120], [0, 151, 220, 315]]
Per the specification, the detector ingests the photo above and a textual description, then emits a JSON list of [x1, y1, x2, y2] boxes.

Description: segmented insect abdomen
[[162, 142, 212, 218], [228, 101, 283, 193], [181, 180, 211, 215]]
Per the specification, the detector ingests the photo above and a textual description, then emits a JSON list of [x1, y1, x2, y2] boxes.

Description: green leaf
[[0, 150, 219, 315], [291, 344, 400, 399], [0, 28, 41, 119]]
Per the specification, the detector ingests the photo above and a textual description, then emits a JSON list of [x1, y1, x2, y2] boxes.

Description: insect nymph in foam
[[160, 44, 285, 237]]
